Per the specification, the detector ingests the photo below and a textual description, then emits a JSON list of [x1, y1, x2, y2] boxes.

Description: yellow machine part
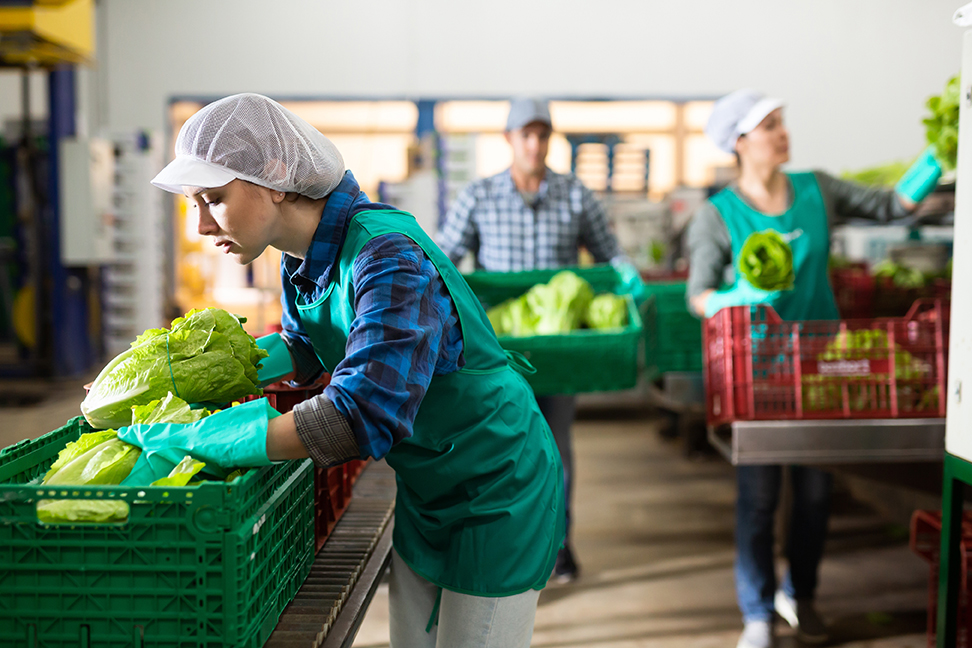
[[0, 0, 93, 66], [12, 285, 35, 349]]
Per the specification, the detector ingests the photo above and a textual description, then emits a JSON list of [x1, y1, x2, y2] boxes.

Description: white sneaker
[[774, 590, 828, 643], [737, 620, 776, 648]]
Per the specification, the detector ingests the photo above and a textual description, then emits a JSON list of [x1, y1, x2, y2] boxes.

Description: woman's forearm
[[266, 411, 310, 461]]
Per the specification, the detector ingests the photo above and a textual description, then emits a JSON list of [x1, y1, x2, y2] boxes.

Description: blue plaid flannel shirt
[[280, 171, 464, 462], [437, 167, 623, 270]]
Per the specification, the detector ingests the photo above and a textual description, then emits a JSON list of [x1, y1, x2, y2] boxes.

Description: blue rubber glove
[[256, 333, 295, 387], [896, 147, 943, 204], [117, 399, 279, 485], [704, 281, 780, 318], [613, 260, 649, 306]]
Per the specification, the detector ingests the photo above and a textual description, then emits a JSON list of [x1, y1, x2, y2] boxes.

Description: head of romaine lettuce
[[81, 308, 268, 429], [586, 293, 629, 330], [738, 230, 794, 291]]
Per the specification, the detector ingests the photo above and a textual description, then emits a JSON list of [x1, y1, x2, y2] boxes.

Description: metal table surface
[[266, 460, 397, 648], [707, 418, 946, 465]]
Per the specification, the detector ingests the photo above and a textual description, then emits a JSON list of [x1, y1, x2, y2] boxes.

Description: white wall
[[0, 0, 964, 174]]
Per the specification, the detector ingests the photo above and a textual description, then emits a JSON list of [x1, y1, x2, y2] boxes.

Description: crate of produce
[[260, 379, 366, 552], [910, 510, 972, 648], [463, 264, 645, 395], [829, 262, 952, 320], [0, 416, 315, 648], [641, 280, 703, 375], [703, 300, 948, 427]]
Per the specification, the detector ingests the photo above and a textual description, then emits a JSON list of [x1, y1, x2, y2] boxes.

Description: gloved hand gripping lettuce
[[37, 393, 212, 523], [81, 308, 269, 429]]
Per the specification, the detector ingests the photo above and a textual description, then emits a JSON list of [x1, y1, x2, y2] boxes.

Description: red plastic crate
[[829, 264, 875, 319], [703, 300, 948, 426], [262, 378, 367, 552], [910, 510, 972, 648]]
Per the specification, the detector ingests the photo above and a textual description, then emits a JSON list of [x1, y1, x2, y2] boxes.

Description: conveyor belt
[[266, 460, 396, 648]]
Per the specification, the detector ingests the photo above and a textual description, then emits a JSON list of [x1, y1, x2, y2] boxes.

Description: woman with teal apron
[[685, 90, 940, 648], [128, 93, 566, 648]]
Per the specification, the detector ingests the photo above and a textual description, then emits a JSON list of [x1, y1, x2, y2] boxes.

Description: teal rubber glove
[[117, 398, 279, 485], [704, 281, 780, 318], [256, 333, 295, 387], [896, 147, 943, 204], [613, 260, 649, 306]]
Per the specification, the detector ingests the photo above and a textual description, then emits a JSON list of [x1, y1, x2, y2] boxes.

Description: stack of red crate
[[262, 379, 368, 552], [909, 510, 972, 648]]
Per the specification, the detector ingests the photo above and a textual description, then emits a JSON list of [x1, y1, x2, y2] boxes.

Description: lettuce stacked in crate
[[464, 265, 645, 395], [0, 308, 316, 648]]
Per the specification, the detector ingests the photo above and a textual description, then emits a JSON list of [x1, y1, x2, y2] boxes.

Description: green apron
[[294, 209, 565, 597], [710, 171, 839, 321]]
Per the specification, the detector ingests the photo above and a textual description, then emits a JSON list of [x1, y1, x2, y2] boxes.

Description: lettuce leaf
[[37, 500, 130, 525], [81, 308, 268, 429], [43, 436, 141, 486], [151, 455, 206, 487], [132, 392, 211, 425]]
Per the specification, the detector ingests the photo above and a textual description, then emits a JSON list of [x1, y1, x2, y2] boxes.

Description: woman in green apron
[[125, 93, 566, 648], [686, 89, 940, 648]]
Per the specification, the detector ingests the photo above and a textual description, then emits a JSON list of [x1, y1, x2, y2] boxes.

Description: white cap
[[705, 90, 785, 155], [152, 93, 345, 199]]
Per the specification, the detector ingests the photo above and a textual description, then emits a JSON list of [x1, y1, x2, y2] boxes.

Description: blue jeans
[[535, 395, 576, 542], [735, 465, 832, 622]]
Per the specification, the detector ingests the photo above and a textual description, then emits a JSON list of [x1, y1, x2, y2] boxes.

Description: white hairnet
[[705, 89, 784, 155], [152, 93, 345, 199]]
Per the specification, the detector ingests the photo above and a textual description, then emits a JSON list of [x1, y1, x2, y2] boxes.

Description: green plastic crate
[[463, 265, 645, 395], [0, 416, 315, 648], [642, 281, 703, 375]]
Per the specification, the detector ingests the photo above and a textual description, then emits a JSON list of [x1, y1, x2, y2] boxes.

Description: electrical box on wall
[[58, 137, 115, 265]]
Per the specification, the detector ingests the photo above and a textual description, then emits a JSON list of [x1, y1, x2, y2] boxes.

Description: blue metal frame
[[47, 65, 94, 377]]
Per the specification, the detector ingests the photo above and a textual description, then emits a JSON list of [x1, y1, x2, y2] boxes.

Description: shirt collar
[[284, 170, 362, 295], [501, 167, 552, 202]]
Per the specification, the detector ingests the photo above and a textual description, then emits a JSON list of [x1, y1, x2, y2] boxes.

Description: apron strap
[[425, 587, 443, 633], [504, 350, 537, 376]]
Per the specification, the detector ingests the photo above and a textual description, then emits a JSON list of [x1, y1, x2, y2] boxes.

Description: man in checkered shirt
[[438, 97, 639, 584]]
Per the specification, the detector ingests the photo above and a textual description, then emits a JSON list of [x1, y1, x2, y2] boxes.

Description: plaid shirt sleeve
[[577, 181, 624, 264], [299, 233, 463, 461], [436, 183, 480, 263]]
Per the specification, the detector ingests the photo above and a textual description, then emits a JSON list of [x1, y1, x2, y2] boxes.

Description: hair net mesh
[[176, 93, 345, 199]]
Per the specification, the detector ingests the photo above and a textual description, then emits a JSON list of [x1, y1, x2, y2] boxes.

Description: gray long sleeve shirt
[[685, 170, 909, 305]]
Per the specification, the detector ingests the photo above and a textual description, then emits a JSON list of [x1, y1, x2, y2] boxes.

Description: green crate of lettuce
[[0, 308, 315, 648], [463, 265, 645, 395]]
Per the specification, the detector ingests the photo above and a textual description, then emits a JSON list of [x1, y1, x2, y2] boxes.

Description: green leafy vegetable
[[738, 231, 794, 291], [487, 271, 595, 337], [840, 160, 912, 187], [131, 392, 211, 425], [924, 75, 960, 172], [872, 260, 927, 289], [586, 294, 629, 330], [37, 433, 142, 525], [151, 455, 206, 487], [42, 433, 140, 486], [81, 308, 268, 429], [802, 328, 934, 412]]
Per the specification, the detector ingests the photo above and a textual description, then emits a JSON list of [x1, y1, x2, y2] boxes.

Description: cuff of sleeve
[[293, 395, 360, 467]]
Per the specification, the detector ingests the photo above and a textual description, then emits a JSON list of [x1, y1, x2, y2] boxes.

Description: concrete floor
[[0, 384, 934, 648], [352, 414, 933, 648]]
